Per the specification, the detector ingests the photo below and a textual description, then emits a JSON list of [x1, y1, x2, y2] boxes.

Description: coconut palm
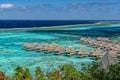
[[23, 68, 32, 80], [46, 70, 62, 80], [35, 67, 45, 80], [13, 66, 24, 80]]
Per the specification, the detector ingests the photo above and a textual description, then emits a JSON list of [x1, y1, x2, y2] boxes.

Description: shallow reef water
[[0, 25, 120, 76]]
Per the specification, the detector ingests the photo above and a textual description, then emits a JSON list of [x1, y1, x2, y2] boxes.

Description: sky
[[0, 0, 120, 20]]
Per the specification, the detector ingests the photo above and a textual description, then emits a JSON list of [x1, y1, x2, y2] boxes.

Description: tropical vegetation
[[1, 60, 119, 80]]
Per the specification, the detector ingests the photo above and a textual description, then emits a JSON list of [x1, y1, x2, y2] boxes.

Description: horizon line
[[0, 19, 120, 21]]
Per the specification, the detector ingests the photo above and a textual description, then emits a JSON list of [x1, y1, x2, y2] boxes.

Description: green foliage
[[117, 53, 120, 63], [23, 68, 32, 80], [81, 63, 120, 80], [60, 64, 81, 80], [35, 66, 45, 80], [46, 69, 62, 80], [13, 66, 24, 80], [108, 64, 120, 80], [4, 62, 120, 80], [5, 76, 14, 80]]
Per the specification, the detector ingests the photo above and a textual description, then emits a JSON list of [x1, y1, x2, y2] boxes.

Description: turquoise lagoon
[[0, 24, 120, 76]]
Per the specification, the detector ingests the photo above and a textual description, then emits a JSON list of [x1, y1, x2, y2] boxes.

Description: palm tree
[[23, 68, 32, 80], [5, 76, 14, 80], [46, 69, 62, 80], [35, 67, 45, 80], [60, 64, 80, 80], [13, 66, 24, 80]]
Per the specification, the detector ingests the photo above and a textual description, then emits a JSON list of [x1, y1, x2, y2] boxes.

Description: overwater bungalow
[[97, 37, 110, 42], [50, 43, 59, 47], [36, 45, 43, 52], [109, 51, 117, 58], [49, 43, 59, 51], [65, 46, 75, 56], [23, 43, 30, 48], [54, 46, 65, 54], [114, 44, 120, 52], [41, 43, 50, 52], [33, 42, 39, 47], [103, 38, 110, 42], [23, 43, 35, 51], [80, 37, 120, 52], [80, 37, 86, 41], [91, 48, 103, 57], [77, 48, 88, 57], [96, 37, 103, 41]]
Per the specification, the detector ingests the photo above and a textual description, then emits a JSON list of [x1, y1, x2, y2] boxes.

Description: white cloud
[[0, 4, 14, 9]]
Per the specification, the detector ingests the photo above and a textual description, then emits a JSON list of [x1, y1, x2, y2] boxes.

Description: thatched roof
[[77, 48, 88, 55], [66, 46, 75, 55], [99, 52, 116, 70]]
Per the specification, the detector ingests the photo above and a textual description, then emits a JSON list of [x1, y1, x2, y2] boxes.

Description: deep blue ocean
[[0, 20, 98, 28]]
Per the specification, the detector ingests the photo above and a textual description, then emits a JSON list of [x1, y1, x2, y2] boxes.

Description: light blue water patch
[[0, 56, 93, 76], [0, 32, 57, 39], [66, 23, 120, 30], [0, 26, 120, 76]]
